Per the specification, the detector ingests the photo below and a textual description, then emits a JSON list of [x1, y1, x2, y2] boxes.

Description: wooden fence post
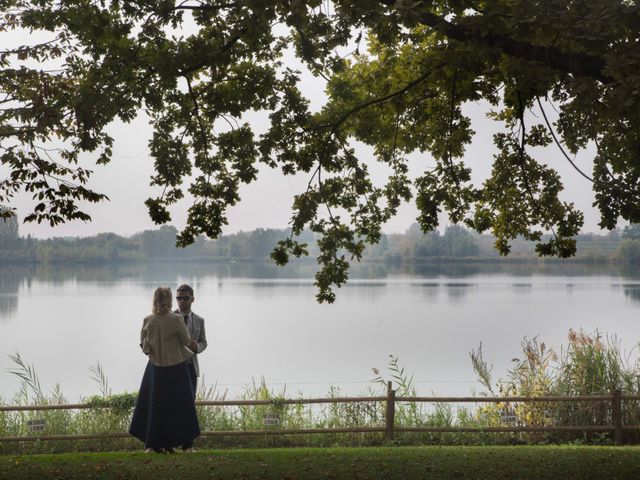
[[612, 389, 623, 446], [385, 381, 395, 442]]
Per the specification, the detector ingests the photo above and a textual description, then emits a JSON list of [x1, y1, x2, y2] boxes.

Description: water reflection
[[0, 260, 638, 316], [403, 261, 629, 278], [0, 266, 30, 319], [623, 285, 640, 304], [512, 283, 532, 294], [0, 259, 636, 287], [0, 294, 17, 320], [444, 283, 474, 303], [411, 283, 440, 303]]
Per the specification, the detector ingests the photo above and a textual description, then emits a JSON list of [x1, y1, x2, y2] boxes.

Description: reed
[[471, 329, 640, 443]]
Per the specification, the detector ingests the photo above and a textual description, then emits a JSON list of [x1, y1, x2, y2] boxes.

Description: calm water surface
[[1, 262, 639, 401]]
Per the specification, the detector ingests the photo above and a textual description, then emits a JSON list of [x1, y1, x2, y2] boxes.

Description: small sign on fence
[[263, 413, 280, 426], [27, 419, 46, 432], [499, 408, 517, 425]]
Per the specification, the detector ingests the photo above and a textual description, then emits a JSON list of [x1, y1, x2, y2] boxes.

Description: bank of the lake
[[1, 222, 639, 267]]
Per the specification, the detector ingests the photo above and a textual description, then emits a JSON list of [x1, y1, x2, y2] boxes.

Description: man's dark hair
[[177, 284, 194, 297]]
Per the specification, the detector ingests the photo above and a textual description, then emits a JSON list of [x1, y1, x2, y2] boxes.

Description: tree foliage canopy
[[1, 0, 640, 301]]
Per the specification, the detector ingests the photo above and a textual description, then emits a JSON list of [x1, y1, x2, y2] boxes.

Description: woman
[[129, 287, 200, 453]]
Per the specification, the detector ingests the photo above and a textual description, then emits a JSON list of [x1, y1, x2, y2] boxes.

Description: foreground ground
[[2, 446, 640, 479]]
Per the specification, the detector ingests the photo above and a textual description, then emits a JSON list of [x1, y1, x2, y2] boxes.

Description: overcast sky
[[4, 25, 605, 240]]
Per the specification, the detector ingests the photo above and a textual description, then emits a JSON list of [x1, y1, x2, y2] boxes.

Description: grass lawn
[[2, 446, 640, 479]]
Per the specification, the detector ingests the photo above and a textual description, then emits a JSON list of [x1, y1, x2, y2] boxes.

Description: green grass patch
[[2, 446, 640, 480]]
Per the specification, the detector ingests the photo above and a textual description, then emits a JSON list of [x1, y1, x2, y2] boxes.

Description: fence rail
[[0, 383, 636, 445]]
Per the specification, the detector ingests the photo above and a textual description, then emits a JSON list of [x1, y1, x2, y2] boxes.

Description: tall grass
[[2, 329, 640, 453], [471, 329, 640, 443], [3, 353, 73, 441]]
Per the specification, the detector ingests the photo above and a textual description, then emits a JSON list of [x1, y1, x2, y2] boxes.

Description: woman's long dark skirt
[[129, 361, 200, 450]]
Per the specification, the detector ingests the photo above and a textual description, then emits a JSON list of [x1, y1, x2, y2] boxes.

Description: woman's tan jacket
[[140, 312, 193, 367]]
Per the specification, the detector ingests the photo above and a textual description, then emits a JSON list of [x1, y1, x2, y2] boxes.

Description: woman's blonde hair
[[152, 287, 173, 315]]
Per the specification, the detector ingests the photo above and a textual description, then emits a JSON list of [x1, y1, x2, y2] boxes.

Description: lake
[[1, 261, 640, 403]]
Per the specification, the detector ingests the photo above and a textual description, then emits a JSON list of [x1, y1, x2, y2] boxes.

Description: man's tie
[[183, 314, 189, 326]]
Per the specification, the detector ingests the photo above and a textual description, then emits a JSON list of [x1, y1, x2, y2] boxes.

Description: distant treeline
[[2, 214, 640, 265]]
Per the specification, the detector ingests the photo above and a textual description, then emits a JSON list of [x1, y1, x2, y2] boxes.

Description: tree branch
[[536, 97, 594, 184], [516, 90, 557, 241], [380, 2, 614, 84], [178, 28, 248, 76], [315, 68, 436, 131]]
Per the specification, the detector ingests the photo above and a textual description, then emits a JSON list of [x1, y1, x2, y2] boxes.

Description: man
[[175, 284, 207, 452], [174, 284, 207, 397]]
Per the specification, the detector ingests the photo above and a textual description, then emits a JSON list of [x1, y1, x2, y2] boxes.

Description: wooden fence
[[1, 382, 638, 445]]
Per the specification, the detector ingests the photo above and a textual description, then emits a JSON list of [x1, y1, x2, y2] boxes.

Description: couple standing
[[129, 284, 207, 453]]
